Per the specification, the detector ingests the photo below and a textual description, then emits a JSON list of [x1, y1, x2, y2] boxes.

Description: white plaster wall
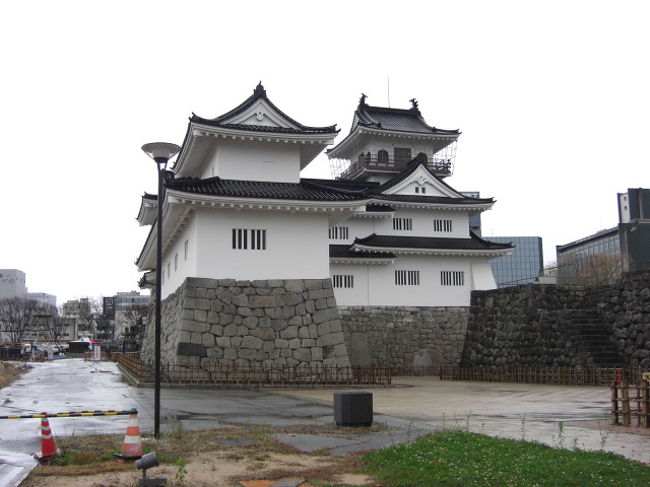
[[372, 208, 469, 238], [344, 217, 377, 241], [194, 209, 330, 281], [332, 255, 497, 306], [162, 214, 199, 298], [329, 264, 370, 305], [202, 139, 301, 183], [470, 261, 497, 290]]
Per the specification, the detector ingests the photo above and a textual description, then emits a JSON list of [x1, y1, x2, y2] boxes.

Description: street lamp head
[[141, 142, 181, 166]]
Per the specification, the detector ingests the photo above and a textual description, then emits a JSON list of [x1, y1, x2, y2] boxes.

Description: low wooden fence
[[611, 384, 650, 427], [116, 353, 391, 386], [391, 365, 444, 376], [440, 366, 646, 386]]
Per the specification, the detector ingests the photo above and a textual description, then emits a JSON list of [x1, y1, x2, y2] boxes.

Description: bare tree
[[41, 307, 70, 342], [558, 254, 621, 285], [0, 297, 44, 343], [118, 304, 149, 351]]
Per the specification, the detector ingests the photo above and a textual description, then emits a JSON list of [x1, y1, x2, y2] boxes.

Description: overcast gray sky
[[2, 0, 648, 304]]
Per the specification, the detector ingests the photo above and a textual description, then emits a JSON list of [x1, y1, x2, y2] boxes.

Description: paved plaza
[[1, 360, 649, 486]]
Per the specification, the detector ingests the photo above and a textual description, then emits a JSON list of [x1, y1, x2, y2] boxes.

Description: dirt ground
[[22, 451, 374, 487], [20, 424, 379, 487]]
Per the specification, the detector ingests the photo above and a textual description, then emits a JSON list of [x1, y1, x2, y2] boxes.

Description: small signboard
[[93, 345, 101, 361]]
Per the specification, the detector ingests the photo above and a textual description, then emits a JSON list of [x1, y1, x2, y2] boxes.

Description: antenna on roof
[[387, 76, 391, 108]]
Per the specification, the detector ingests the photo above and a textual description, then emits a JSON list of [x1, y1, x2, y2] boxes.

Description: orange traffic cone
[[114, 408, 143, 461], [33, 412, 59, 461]]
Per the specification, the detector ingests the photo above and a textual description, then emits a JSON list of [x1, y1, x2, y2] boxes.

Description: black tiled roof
[[163, 167, 493, 206], [353, 233, 513, 251], [330, 244, 395, 259], [142, 193, 157, 201], [366, 204, 395, 212], [371, 194, 493, 205], [191, 82, 338, 135], [353, 96, 460, 135], [166, 177, 367, 202]]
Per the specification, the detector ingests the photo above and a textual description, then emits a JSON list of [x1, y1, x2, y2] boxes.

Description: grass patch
[[361, 430, 650, 487], [0, 362, 27, 389]]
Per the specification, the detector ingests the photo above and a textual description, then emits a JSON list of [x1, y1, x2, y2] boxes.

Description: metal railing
[[340, 153, 453, 180]]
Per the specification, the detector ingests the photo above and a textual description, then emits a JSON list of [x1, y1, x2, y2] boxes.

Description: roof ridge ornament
[[254, 81, 266, 97], [409, 98, 420, 114], [359, 93, 367, 106]]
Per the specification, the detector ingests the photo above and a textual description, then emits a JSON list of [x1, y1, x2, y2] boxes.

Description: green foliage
[[361, 430, 650, 487], [175, 457, 187, 485]]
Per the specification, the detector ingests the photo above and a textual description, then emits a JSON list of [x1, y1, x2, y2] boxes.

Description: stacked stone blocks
[[141, 277, 350, 368]]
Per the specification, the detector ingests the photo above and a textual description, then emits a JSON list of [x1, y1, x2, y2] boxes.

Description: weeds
[[174, 457, 187, 485], [556, 421, 565, 449], [598, 414, 610, 451], [464, 410, 472, 432], [172, 421, 185, 440]]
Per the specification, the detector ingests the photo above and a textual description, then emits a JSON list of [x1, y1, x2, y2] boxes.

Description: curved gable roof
[[191, 82, 338, 135], [355, 97, 460, 136]]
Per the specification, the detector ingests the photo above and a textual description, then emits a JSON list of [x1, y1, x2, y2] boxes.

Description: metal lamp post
[[141, 142, 181, 438]]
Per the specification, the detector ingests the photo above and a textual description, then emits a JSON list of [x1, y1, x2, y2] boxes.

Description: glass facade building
[[489, 236, 544, 287]]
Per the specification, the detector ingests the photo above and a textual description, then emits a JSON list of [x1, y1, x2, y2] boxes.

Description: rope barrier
[[0, 409, 137, 420]]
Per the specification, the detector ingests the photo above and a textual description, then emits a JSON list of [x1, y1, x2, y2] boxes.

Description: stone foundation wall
[[338, 306, 469, 368], [141, 277, 350, 368], [598, 270, 650, 365], [461, 270, 650, 367], [461, 286, 591, 366]]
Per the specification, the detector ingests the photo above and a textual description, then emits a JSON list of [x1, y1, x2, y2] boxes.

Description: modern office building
[[489, 236, 543, 287], [0, 269, 27, 299], [557, 188, 650, 284], [0, 269, 56, 306]]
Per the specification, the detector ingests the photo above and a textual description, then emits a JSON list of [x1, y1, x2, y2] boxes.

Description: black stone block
[[334, 392, 373, 426], [177, 342, 207, 357]]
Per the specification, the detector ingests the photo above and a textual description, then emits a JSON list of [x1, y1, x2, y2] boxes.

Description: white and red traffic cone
[[33, 412, 59, 461], [114, 409, 143, 461]]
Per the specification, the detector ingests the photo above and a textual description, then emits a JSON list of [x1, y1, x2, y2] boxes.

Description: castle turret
[[327, 95, 460, 183]]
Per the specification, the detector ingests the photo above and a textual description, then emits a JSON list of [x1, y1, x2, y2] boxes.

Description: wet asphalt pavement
[[0, 360, 433, 486], [2, 359, 650, 486]]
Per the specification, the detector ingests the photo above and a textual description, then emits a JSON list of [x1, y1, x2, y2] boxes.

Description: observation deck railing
[[336, 152, 453, 180]]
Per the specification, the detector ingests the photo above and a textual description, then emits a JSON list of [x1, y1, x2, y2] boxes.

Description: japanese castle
[[136, 83, 512, 307]]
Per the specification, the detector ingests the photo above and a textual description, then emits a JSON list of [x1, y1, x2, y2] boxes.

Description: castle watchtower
[[327, 95, 459, 184]]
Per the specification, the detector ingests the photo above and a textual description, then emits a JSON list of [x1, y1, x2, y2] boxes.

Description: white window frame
[[395, 270, 420, 286], [332, 274, 354, 288], [232, 228, 267, 250], [441, 271, 464, 286], [329, 226, 350, 240], [433, 219, 453, 232], [392, 217, 413, 231]]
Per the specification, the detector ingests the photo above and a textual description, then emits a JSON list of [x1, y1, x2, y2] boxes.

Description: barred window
[[433, 219, 453, 232], [392, 217, 413, 231], [332, 275, 354, 288], [329, 226, 349, 240], [395, 270, 420, 285], [232, 229, 267, 250], [441, 271, 464, 286]]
